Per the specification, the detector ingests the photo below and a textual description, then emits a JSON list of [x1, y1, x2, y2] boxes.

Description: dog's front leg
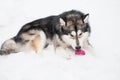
[[83, 41, 95, 56], [55, 47, 71, 59], [79, 32, 95, 56], [53, 34, 71, 59], [81, 32, 95, 56]]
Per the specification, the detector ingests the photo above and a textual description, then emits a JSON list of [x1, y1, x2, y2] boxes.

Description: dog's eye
[[79, 33, 82, 36], [29, 33, 35, 35], [70, 34, 74, 37]]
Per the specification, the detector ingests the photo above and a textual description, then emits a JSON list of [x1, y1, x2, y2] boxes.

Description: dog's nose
[[75, 46, 81, 50]]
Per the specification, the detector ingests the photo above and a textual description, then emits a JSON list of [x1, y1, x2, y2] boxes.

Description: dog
[[0, 10, 93, 58]]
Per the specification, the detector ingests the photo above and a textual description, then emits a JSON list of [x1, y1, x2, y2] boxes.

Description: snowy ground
[[0, 0, 120, 80]]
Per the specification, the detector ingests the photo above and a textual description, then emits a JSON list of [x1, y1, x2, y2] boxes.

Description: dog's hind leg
[[29, 31, 47, 54], [29, 35, 40, 53]]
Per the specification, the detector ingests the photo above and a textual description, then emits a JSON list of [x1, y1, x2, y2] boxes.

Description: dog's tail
[[0, 50, 3, 55], [0, 50, 8, 55], [0, 38, 19, 55]]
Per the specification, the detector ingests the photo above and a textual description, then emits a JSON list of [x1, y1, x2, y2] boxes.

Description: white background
[[0, 0, 120, 80]]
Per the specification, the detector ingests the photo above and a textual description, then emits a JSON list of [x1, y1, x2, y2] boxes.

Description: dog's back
[[0, 16, 59, 55]]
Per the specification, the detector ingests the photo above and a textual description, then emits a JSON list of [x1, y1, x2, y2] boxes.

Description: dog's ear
[[83, 14, 89, 23], [60, 18, 65, 26]]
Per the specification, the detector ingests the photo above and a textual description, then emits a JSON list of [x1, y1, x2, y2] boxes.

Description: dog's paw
[[55, 47, 71, 59]]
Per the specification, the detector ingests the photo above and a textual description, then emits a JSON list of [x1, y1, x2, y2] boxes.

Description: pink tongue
[[75, 49, 85, 55]]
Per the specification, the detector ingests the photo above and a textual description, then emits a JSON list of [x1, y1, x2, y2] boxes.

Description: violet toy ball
[[75, 49, 85, 55]]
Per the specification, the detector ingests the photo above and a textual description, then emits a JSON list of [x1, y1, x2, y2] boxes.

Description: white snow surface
[[0, 0, 120, 80]]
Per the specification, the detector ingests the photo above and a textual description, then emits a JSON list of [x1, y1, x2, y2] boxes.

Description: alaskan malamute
[[0, 10, 93, 58]]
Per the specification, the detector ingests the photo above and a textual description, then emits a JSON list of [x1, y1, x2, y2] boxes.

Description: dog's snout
[[75, 46, 81, 50]]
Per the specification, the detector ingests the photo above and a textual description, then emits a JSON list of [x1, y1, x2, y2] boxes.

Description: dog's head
[[59, 10, 91, 50]]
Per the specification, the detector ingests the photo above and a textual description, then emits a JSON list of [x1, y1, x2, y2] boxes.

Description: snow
[[0, 0, 120, 80]]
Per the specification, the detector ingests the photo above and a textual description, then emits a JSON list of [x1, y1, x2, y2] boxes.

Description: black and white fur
[[0, 10, 93, 58]]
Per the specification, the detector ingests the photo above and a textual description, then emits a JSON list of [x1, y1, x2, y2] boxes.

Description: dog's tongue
[[75, 49, 85, 55]]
